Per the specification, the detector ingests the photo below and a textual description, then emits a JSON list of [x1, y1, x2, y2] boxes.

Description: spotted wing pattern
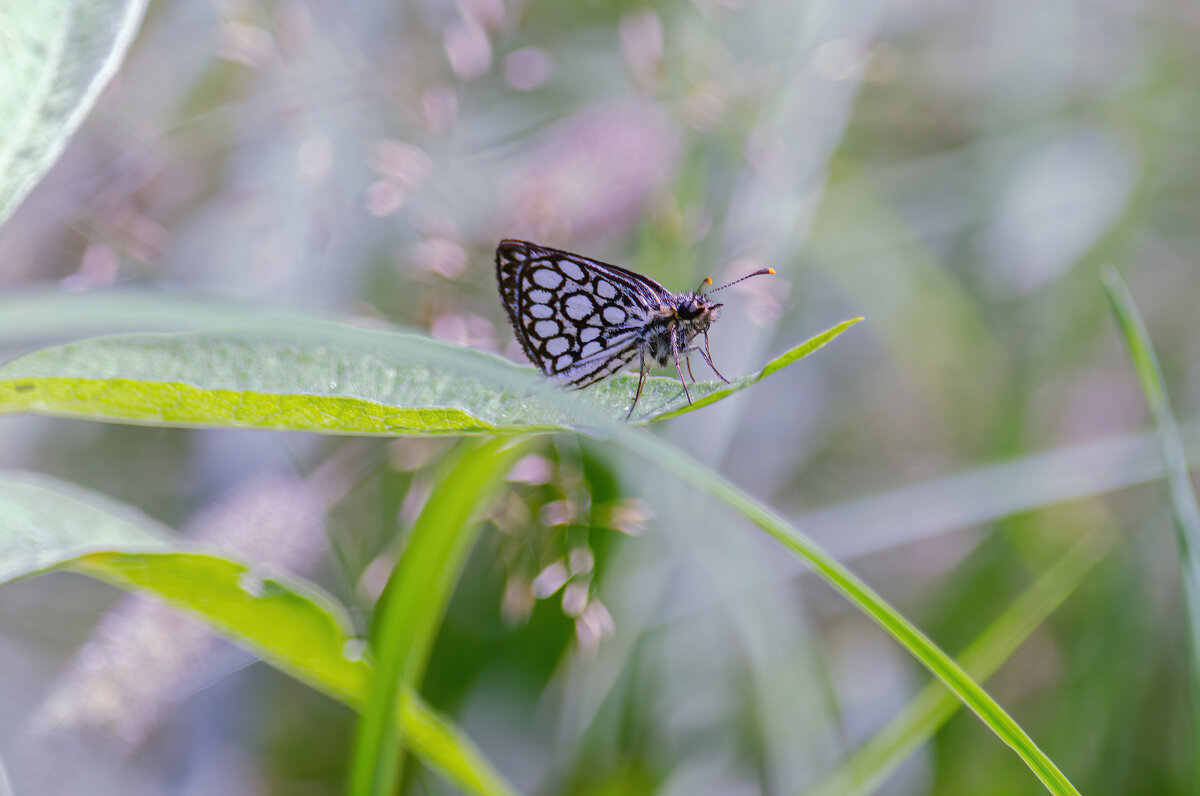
[[496, 240, 668, 388]]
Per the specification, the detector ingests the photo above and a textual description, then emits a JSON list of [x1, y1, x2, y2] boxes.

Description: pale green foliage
[[0, 0, 148, 223]]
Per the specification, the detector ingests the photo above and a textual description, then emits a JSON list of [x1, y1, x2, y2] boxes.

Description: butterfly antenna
[[705, 268, 775, 294]]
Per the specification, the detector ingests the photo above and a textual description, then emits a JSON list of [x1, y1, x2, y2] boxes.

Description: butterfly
[[495, 239, 774, 419]]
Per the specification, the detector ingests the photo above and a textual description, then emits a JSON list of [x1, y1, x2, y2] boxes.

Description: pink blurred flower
[[409, 236, 468, 278], [422, 88, 459, 132], [575, 600, 615, 653], [61, 244, 120, 290], [368, 140, 433, 187], [504, 47, 553, 91], [620, 10, 664, 90], [430, 311, 497, 351], [457, 0, 505, 30], [505, 101, 680, 243], [444, 18, 492, 80]]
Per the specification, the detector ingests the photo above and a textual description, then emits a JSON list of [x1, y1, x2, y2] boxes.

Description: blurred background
[[2, 0, 1199, 793]]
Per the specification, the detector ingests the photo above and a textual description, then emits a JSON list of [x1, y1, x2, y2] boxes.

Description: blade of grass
[[632, 317, 864, 422], [349, 437, 530, 796], [1102, 264, 1200, 786], [617, 429, 1081, 796], [801, 529, 1114, 796]]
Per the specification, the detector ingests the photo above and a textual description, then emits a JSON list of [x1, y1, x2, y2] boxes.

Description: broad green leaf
[[351, 437, 531, 796], [0, 470, 171, 581], [0, 0, 148, 225], [617, 429, 1082, 796], [801, 530, 1112, 796], [1103, 265, 1200, 786], [0, 471, 519, 796], [0, 289, 315, 346], [0, 317, 861, 433], [71, 551, 368, 702]]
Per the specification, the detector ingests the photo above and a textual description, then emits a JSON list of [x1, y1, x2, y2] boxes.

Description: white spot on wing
[[564, 293, 595, 320], [545, 336, 570, 355], [602, 306, 626, 324], [533, 268, 564, 288], [596, 280, 617, 299], [560, 259, 586, 281]]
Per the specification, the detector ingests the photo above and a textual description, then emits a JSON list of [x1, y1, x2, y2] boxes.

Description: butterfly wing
[[496, 240, 668, 389]]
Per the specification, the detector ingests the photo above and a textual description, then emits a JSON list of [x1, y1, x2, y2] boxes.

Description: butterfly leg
[[700, 331, 730, 384], [626, 347, 649, 421], [684, 350, 697, 383], [671, 335, 694, 405]]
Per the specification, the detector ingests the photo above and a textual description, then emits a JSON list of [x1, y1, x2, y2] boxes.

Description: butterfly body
[[495, 239, 771, 418], [639, 293, 721, 367]]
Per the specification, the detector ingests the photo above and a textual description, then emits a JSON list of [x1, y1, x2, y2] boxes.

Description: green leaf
[[632, 316, 863, 422], [0, 471, 520, 796], [0, 470, 171, 581], [0, 0, 148, 225], [0, 316, 861, 433], [0, 289, 314, 345], [350, 437, 531, 796], [72, 551, 369, 701], [1103, 264, 1200, 786], [800, 530, 1113, 796], [616, 429, 1082, 796]]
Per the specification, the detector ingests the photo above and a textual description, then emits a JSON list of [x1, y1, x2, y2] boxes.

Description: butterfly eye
[[678, 299, 703, 320]]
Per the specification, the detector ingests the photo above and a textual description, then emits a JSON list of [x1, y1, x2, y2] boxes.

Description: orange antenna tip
[[707, 267, 776, 293], [704, 277, 713, 285]]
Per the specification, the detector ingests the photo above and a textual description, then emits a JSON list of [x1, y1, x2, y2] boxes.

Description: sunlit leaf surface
[[0, 317, 861, 433]]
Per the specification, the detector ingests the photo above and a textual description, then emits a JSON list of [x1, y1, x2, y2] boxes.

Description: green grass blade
[[1102, 265, 1200, 783], [0, 471, 520, 796], [801, 530, 1113, 796], [617, 430, 1081, 796], [0, 0, 148, 225], [631, 316, 864, 422], [349, 437, 529, 796], [0, 316, 860, 432]]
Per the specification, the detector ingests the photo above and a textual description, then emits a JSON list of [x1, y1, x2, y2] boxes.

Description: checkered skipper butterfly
[[496, 239, 774, 419]]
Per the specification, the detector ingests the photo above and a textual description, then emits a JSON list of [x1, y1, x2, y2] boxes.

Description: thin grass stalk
[[801, 529, 1113, 796], [349, 437, 529, 796], [618, 428, 1081, 796], [1102, 265, 1200, 789]]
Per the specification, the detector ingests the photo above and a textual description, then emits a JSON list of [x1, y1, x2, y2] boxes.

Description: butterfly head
[[678, 266, 775, 326], [676, 294, 723, 326]]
